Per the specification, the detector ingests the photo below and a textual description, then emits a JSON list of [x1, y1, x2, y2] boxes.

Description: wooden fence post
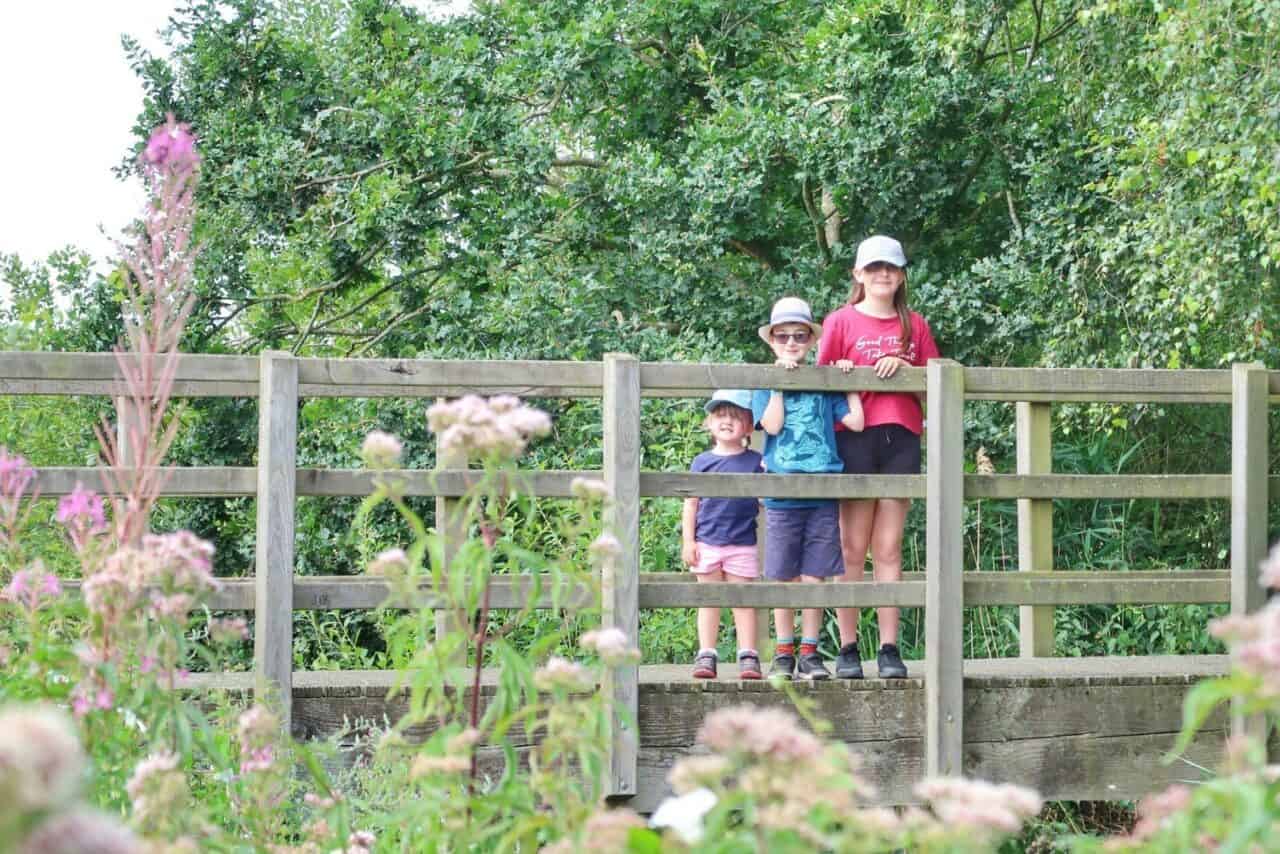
[[434, 399, 468, 673], [1017, 402, 1055, 657], [255, 351, 297, 732], [1230, 362, 1269, 742], [602, 353, 640, 798], [926, 359, 965, 778]]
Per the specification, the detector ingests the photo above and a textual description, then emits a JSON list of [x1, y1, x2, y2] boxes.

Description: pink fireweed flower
[[208, 616, 249, 645], [57, 483, 107, 533], [534, 657, 591, 692], [0, 704, 86, 813], [142, 115, 200, 175], [0, 446, 37, 546], [697, 706, 823, 765], [360, 431, 404, 469], [239, 746, 275, 774], [579, 627, 641, 665], [3, 563, 62, 611]]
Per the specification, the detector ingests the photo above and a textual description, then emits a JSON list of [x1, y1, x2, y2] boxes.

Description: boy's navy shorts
[[836, 424, 921, 476], [764, 504, 844, 580]]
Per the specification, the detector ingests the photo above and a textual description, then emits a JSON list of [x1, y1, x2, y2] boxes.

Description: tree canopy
[[87, 0, 1271, 370]]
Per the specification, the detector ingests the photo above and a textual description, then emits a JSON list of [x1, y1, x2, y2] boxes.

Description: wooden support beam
[[926, 359, 965, 778], [1230, 362, 1270, 744], [255, 351, 298, 730], [1017, 402, 1054, 657], [602, 354, 640, 798]]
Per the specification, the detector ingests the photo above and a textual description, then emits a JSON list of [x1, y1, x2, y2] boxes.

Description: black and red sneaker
[[692, 650, 718, 679]]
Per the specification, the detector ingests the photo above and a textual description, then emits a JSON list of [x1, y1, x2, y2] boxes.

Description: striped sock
[[775, 638, 795, 656], [800, 636, 819, 656]]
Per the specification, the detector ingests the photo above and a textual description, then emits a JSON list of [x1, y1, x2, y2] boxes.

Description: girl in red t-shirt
[[816, 235, 940, 679]]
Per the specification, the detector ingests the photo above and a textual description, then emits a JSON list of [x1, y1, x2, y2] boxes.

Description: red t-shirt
[[817, 304, 940, 435]]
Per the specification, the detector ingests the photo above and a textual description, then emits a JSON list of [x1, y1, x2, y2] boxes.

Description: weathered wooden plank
[[298, 384, 603, 399], [964, 367, 1230, 398], [0, 351, 259, 381], [0, 378, 259, 397], [295, 358, 602, 394], [1017, 402, 1055, 657], [961, 572, 1229, 605], [255, 351, 298, 728], [602, 353, 641, 798], [926, 359, 965, 778], [24, 467, 1247, 501], [964, 473, 1231, 499], [639, 362, 924, 394]]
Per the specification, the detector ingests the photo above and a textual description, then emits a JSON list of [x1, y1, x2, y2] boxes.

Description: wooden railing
[[3, 351, 1277, 797]]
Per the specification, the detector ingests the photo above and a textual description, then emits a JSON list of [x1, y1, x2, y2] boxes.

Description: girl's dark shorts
[[836, 424, 921, 475]]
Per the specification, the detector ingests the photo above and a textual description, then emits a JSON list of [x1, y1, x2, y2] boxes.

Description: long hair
[[848, 271, 913, 355]]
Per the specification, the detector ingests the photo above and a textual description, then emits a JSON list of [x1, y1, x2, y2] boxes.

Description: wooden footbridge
[[6, 351, 1277, 808]]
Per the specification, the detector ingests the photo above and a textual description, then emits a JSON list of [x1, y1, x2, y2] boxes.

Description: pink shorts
[[692, 543, 759, 579]]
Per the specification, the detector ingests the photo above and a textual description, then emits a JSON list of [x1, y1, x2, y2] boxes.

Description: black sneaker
[[877, 643, 908, 679], [835, 643, 864, 679], [769, 652, 796, 680], [692, 650, 717, 679], [796, 652, 831, 681]]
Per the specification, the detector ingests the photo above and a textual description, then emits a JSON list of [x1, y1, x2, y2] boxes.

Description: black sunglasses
[[771, 331, 812, 344]]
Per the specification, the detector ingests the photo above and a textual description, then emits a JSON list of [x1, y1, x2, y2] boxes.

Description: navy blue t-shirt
[[690, 449, 764, 546]]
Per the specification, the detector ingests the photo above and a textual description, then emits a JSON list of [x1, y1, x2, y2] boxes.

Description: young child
[[817, 235, 940, 679], [751, 297, 864, 680], [681, 389, 764, 679]]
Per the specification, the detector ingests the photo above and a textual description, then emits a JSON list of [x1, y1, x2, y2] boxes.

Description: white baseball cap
[[855, 235, 908, 269], [757, 296, 822, 344]]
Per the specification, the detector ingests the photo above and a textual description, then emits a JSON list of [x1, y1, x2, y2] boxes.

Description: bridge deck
[[189, 655, 1233, 808]]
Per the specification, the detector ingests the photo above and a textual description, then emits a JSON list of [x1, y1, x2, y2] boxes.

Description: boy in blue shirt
[[752, 297, 864, 679]]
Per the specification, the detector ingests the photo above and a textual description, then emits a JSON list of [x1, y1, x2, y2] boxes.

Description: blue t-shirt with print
[[690, 449, 764, 546], [750, 389, 848, 509]]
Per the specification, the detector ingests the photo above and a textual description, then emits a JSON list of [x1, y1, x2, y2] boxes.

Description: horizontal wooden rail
[[63, 570, 1229, 611], [34, 468, 1274, 501], [4, 353, 1278, 402]]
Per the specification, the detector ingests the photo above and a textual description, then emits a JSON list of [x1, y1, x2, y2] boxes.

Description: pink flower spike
[[143, 115, 200, 173], [95, 688, 114, 711]]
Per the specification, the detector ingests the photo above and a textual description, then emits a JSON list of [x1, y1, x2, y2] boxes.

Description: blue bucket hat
[[704, 389, 753, 414]]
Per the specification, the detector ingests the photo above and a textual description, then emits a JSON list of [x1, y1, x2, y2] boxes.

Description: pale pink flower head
[[360, 430, 404, 469], [914, 777, 1041, 839], [579, 626, 641, 665], [17, 808, 141, 854], [348, 830, 376, 852], [367, 547, 410, 576], [588, 533, 623, 565], [1259, 541, 1280, 590], [697, 706, 823, 765], [427, 395, 552, 462], [139, 531, 217, 595], [409, 753, 470, 778], [142, 114, 200, 175], [236, 704, 281, 775], [125, 751, 185, 827], [570, 477, 611, 503], [0, 704, 86, 814], [534, 656, 591, 692]]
